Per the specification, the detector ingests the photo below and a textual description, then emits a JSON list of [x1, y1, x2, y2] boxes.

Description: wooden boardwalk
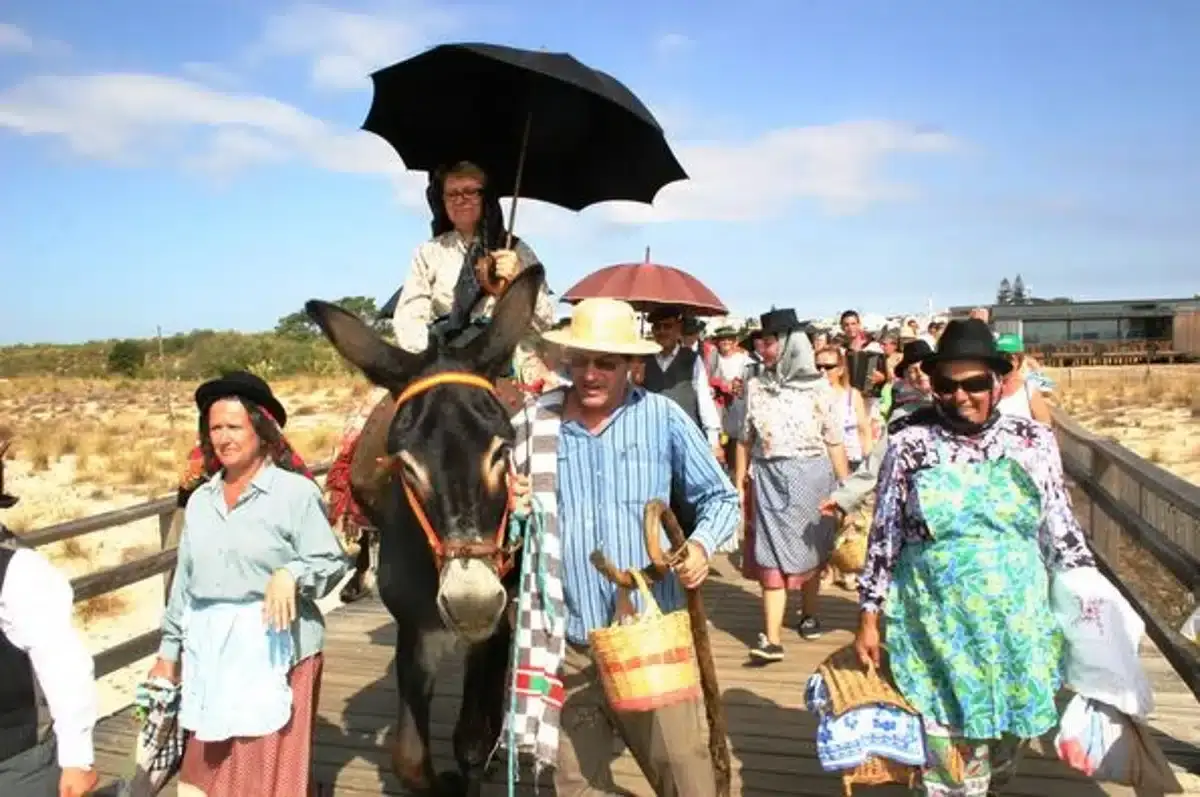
[[86, 556, 1199, 796]]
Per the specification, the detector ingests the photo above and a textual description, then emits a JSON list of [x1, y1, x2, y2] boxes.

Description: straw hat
[[543, 299, 660, 356]]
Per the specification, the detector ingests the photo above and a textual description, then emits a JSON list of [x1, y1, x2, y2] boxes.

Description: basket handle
[[624, 567, 663, 619]]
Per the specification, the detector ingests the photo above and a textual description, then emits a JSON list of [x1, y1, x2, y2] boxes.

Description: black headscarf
[[425, 165, 522, 335]]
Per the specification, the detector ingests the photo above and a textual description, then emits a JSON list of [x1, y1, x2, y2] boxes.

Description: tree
[[996, 278, 1013, 306], [1011, 274, 1027, 305], [274, 295, 388, 339], [274, 310, 319, 339], [107, 339, 145, 377]]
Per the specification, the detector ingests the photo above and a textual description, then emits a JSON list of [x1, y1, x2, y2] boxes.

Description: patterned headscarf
[[759, 329, 822, 393], [177, 400, 313, 508]]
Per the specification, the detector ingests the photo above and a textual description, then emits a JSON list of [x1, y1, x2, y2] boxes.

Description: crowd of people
[[0, 157, 1094, 797]]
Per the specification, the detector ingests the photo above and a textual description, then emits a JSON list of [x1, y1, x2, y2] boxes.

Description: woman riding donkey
[[327, 160, 556, 601]]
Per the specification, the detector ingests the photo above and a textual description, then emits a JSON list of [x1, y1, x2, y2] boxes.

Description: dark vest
[[642, 347, 701, 426], [0, 542, 39, 764]]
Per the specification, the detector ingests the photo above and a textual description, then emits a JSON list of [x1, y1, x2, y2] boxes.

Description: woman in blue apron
[[854, 319, 1096, 796]]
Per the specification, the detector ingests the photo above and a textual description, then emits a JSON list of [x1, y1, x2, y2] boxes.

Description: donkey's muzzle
[[436, 558, 507, 643]]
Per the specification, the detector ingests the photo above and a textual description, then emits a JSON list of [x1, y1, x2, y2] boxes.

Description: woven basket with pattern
[[588, 569, 701, 712], [817, 645, 922, 795]]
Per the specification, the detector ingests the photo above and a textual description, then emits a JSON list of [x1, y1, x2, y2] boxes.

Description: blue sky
[[1, 0, 1198, 344]]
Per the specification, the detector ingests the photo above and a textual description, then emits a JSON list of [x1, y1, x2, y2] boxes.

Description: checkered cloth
[[497, 388, 568, 780], [117, 677, 185, 797]]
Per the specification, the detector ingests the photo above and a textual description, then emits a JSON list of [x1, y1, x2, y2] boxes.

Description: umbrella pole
[[504, 111, 533, 250]]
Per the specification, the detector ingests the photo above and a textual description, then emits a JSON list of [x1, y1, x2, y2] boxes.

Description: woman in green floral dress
[[855, 319, 1095, 796]]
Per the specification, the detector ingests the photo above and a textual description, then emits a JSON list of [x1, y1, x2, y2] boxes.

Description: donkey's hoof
[[433, 770, 468, 796], [340, 579, 372, 603]]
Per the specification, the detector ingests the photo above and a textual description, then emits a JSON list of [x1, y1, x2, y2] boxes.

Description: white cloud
[[0, 21, 68, 57], [0, 72, 957, 226], [654, 33, 693, 57], [604, 121, 959, 222], [0, 6, 958, 232], [249, 3, 457, 91], [0, 71, 426, 201], [0, 23, 33, 54]]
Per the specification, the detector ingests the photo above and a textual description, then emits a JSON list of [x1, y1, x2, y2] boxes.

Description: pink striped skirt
[[178, 652, 323, 797]]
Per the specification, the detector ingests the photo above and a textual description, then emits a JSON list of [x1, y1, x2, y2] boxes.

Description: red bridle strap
[[384, 372, 516, 577]]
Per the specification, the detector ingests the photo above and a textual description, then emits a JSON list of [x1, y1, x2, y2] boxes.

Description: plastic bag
[[1055, 695, 1183, 792], [1050, 566, 1153, 718], [1180, 606, 1200, 643]]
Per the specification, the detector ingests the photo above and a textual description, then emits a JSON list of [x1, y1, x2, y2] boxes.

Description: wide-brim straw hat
[[543, 298, 661, 356]]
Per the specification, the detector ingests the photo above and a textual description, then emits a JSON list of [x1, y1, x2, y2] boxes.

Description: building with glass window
[[948, 296, 1200, 357]]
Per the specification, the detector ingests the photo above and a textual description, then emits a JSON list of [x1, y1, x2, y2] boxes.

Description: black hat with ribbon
[[920, 319, 1011, 376], [894, 339, 935, 377], [194, 370, 289, 427], [759, 308, 804, 337]]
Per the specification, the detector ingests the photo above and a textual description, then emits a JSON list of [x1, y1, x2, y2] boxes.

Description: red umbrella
[[561, 248, 728, 316]]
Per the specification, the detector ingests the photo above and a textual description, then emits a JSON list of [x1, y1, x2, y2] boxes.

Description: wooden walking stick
[[588, 499, 732, 797]]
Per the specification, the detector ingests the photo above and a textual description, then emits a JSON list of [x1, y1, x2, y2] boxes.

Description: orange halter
[[382, 372, 517, 578]]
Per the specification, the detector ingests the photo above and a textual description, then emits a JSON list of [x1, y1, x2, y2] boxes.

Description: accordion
[[846, 351, 883, 393]]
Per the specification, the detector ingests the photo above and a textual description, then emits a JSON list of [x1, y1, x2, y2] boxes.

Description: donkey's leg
[[391, 621, 456, 795], [453, 621, 514, 795], [339, 536, 374, 603]]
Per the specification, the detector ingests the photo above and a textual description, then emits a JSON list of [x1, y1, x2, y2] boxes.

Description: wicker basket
[[841, 755, 918, 796], [588, 569, 701, 712], [817, 645, 921, 795], [829, 532, 867, 574]]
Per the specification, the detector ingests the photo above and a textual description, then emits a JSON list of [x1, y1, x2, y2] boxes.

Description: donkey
[[306, 266, 545, 796]]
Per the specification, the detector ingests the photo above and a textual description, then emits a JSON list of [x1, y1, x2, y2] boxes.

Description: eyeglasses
[[569, 354, 624, 372], [443, 187, 483, 203], [930, 373, 994, 395], [815, 362, 839, 371]]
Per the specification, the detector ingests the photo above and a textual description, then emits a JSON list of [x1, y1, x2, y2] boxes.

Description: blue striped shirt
[[555, 388, 739, 645]]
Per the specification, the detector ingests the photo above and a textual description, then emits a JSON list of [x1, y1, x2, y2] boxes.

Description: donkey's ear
[[462, 264, 546, 380], [305, 300, 420, 392]]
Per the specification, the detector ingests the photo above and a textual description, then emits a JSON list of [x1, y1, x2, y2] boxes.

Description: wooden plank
[[88, 565, 1200, 796], [71, 549, 178, 602]]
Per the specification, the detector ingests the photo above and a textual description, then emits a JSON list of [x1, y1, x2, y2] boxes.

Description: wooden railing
[[1052, 409, 1200, 699], [22, 463, 331, 679], [18, 418, 1200, 700]]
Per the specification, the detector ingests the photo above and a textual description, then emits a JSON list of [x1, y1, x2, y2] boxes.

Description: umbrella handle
[[505, 111, 534, 250]]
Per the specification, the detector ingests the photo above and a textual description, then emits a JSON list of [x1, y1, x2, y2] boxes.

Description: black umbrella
[[363, 42, 687, 223]]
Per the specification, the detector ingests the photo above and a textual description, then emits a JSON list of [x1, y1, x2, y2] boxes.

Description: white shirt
[[390, 231, 556, 354], [0, 546, 96, 769], [654, 345, 722, 446]]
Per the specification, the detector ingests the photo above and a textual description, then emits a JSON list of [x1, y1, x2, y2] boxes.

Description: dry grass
[[0, 375, 364, 531], [74, 593, 129, 625], [0, 374, 366, 613], [1049, 365, 1200, 486]]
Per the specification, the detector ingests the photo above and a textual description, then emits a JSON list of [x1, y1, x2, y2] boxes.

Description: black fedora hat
[[195, 370, 288, 427], [759, 308, 803, 337], [894, 339, 934, 378], [0, 440, 16, 510], [921, 319, 1011, 376]]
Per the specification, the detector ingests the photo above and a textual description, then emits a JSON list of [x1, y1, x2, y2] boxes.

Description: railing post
[[158, 509, 179, 604]]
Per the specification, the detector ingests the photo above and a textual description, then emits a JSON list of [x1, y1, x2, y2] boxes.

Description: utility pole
[[157, 325, 174, 428]]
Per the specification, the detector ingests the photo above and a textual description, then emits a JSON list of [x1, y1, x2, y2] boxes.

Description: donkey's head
[[306, 266, 545, 643]]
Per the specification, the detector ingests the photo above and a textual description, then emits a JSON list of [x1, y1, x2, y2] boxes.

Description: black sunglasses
[[931, 373, 994, 395], [815, 362, 839, 371]]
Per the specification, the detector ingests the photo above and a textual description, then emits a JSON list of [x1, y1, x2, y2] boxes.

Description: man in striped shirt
[[531, 298, 740, 796]]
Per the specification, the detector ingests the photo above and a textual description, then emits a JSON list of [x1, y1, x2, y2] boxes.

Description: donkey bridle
[[381, 371, 518, 578]]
